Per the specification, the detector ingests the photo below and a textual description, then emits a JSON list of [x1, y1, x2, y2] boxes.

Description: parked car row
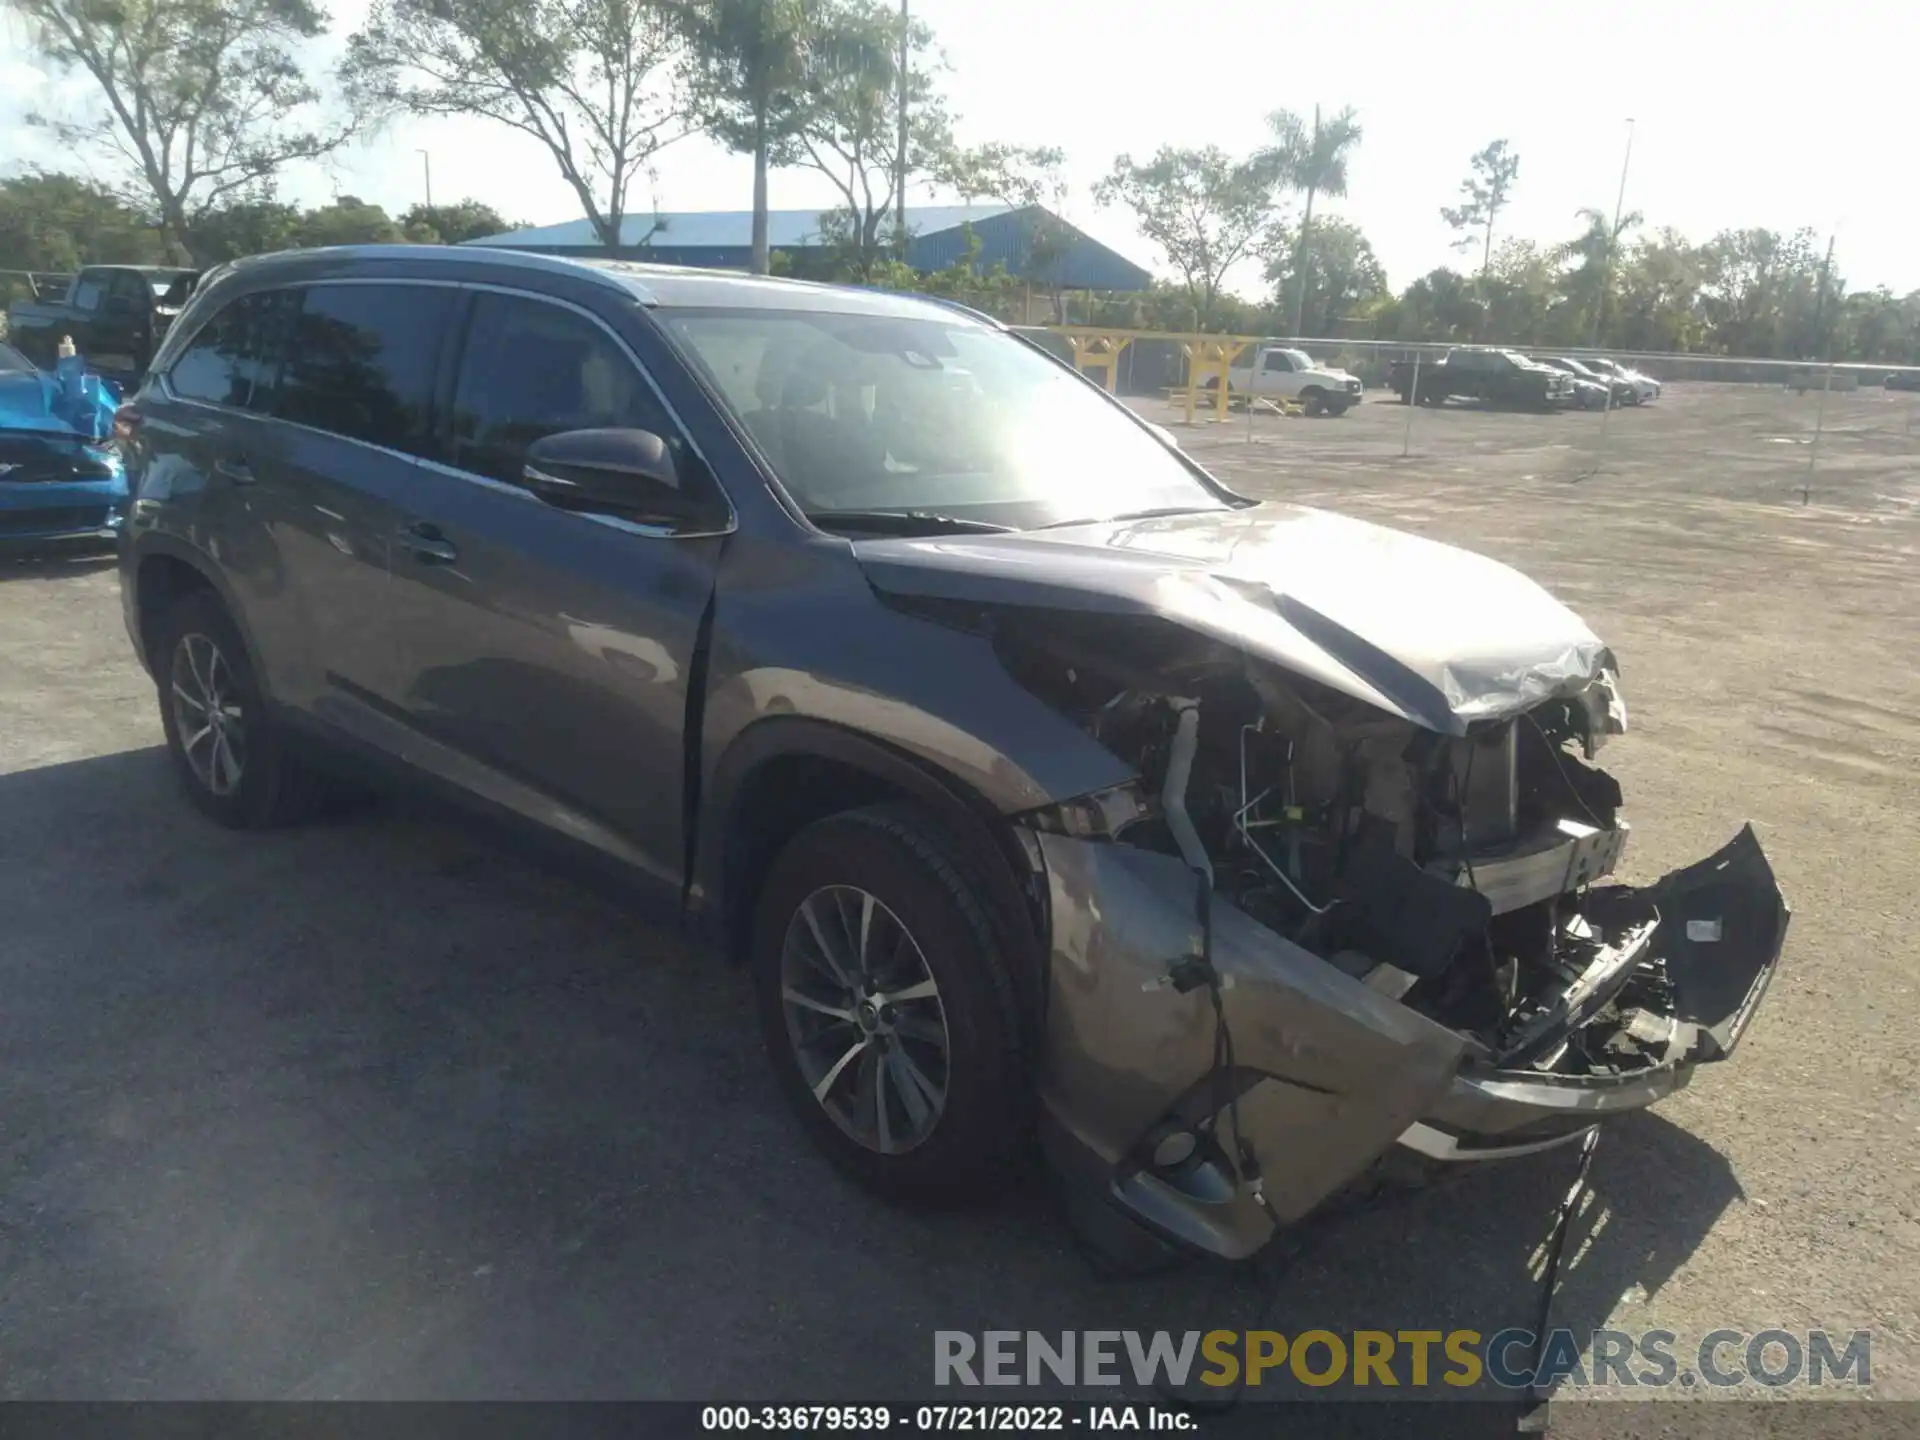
[[1388, 347, 1662, 410]]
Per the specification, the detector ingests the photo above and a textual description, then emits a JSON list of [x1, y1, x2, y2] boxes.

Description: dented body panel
[[854, 505, 1615, 733]]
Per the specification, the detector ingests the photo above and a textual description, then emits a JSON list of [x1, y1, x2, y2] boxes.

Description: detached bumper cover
[[1032, 825, 1787, 1262]]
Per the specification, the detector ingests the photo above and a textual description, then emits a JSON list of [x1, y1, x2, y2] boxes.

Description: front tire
[[1301, 386, 1328, 416], [752, 804, 1031, 1203], [154, 591, 329, 828]]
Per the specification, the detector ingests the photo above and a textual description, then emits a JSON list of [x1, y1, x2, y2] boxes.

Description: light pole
[[1590, 118, 1634, 349], [894, 0, 909, 257], [418, 149, 433, 210]]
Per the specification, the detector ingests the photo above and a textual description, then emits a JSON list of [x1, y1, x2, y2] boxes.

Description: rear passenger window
[[167, 292, 291, 410], [448, 292, 675, 485], [274, 283, 453, 455]]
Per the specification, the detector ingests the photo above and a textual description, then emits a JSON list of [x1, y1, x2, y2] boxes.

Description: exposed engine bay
[[1003, 610, 1704, 1079]]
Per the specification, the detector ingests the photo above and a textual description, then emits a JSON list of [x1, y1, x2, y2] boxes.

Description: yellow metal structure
[[1051, 326, 1260, 425], [1061, 330, 1133, 393], [1178, 338, 1249, 425]]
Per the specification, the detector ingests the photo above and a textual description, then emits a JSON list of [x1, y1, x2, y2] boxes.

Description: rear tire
[[752, 804, 1032, 1204], [154, 591, 329, 828]]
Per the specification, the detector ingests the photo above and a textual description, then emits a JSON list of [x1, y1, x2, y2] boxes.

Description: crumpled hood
[[0, 365, 119, 442], [853, 503, 1611, 735]]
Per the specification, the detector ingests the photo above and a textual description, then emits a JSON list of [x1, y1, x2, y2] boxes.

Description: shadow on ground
[[0, 545, 118, 582], [0, 748, 1744, 1401]]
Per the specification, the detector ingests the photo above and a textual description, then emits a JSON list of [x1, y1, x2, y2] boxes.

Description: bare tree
[[5, 0, 357, 261], [346, 0, 689, 253]]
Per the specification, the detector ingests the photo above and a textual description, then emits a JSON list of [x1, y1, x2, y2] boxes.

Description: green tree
[[1392, 267, 1482, 342], [188, 196, 304, 260], [1836, 287, 1920, 366], [293, 195, 403, 247], [1612, 229, 1706, 352], [346, 0, 688, 253], [1558, 205, 1642, 345], [938, 142, 1073, 319], [4, 0, 357, 262], [1263, 215, 1384, 337], [776, 0, 946, 274], [684, 0, 872, 275], [1264, 104, 1362, 337], [1476, 238, 1565, 344], [1439, 139, 1520, 287], [1095, 146, 1276, 329], [400, 200, 514, 244], [0, 172, 169, 271]]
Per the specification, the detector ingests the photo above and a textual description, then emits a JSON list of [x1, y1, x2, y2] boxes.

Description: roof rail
[[224, 244, 657, 304]]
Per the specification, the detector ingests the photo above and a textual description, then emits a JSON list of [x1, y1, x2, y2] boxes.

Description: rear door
[[386, 286, 727, 893], [235, 280, 458, 727]]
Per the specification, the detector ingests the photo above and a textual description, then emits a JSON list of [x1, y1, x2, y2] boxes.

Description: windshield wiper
[[1036, 505, 1223, 530], [808, 509, 1015, 535]]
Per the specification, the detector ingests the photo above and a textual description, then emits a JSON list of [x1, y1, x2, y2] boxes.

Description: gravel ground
[[1, 382, 1915, 1411]]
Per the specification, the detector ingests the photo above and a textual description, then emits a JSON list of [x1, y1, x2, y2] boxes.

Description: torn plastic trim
[[1032, 822, 1786, 1259]]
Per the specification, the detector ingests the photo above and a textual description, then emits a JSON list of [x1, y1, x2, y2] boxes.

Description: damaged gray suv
[[119, 246, 1787, 1261]]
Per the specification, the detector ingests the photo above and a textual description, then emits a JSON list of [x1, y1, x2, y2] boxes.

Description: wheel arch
[[695, 716, 1050, 1020], [130, 538, 259, 682]]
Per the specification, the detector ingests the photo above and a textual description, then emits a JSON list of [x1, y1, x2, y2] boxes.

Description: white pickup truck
[[1209, 343, 1366, 416]]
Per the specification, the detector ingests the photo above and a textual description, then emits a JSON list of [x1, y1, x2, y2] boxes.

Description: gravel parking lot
[[2, 383, 1916, 1409]]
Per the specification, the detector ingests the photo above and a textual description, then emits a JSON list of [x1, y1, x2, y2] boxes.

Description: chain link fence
[[1051, 336, 1920, 519]]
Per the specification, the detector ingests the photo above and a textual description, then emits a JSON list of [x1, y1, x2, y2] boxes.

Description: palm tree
[[687, 0, 870, 275], [1266, 104, 1363, 337], [1559, 205, 1642, 346]]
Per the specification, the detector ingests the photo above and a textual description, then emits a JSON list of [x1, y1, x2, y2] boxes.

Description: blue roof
[[467, 206, 1013, 252], [464, 204, 1154, 291]]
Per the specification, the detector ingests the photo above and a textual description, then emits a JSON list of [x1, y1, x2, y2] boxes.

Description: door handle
[[215, 457, 255, 485], [397, 522, 459, 564]]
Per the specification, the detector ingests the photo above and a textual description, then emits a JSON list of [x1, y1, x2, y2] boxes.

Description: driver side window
[[1262, 350, 1292, 372], [447, 293, 680, 487]]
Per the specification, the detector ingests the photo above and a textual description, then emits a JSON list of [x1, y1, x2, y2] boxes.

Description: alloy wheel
[[779, 884, 951, 1155], [170, 632, 246, 797]]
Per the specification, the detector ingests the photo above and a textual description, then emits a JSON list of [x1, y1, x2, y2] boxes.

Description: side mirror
[[522, 428, 725, 532]]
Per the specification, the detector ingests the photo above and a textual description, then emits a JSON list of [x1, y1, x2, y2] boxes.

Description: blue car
[[0, 339, 127, 547]]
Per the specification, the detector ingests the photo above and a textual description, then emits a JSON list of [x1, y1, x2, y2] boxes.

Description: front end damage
[[992, 608, 1788, 1262]]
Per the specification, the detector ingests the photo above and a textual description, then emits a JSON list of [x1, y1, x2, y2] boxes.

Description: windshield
[[662, 308, 1228, 531]]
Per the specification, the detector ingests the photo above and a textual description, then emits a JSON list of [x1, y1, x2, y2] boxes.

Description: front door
[[387, 288, 725, 893]]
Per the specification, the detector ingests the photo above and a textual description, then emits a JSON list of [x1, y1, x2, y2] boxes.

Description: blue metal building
[[462, 204, 1153, 291]]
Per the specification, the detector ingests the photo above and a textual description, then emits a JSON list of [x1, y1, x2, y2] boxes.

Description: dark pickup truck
[[1390, 346, 1575, 410], [5, 265, 200, 381]]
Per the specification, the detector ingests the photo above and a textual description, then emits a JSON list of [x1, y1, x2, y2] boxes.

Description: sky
[[5, 0, 1920, 297]]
